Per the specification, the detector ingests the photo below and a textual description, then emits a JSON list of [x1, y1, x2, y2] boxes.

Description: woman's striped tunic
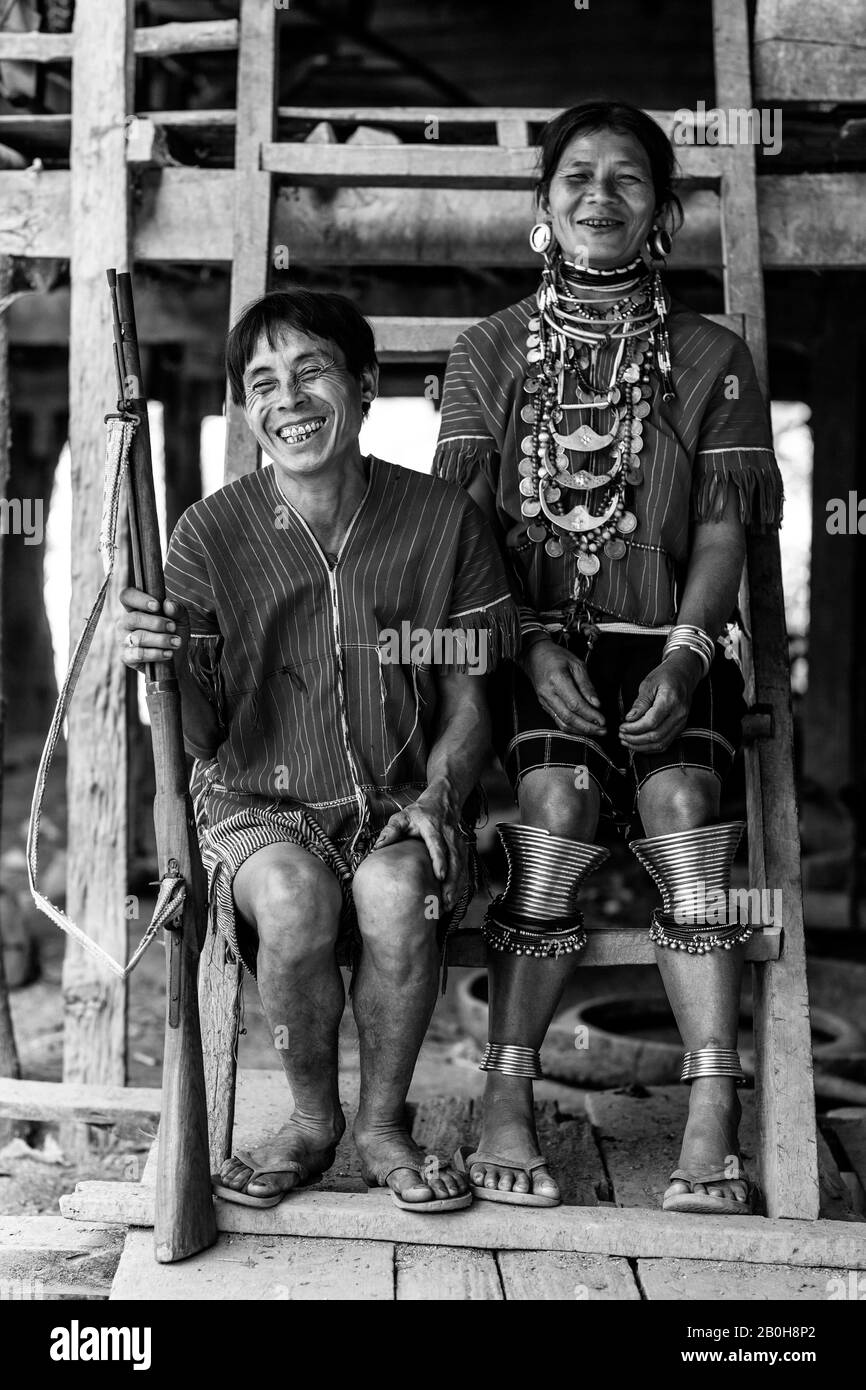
[[433, 294, 785, 630]]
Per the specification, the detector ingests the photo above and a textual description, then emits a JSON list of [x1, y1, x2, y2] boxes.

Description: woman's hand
[[373, 783, 468, 912], [618, 649, 704, 752], [524, 638, 606, 736], [116, 590, 190, 668]]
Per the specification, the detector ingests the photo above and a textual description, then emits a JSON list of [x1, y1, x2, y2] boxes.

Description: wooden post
[[62, 0, 133, 1144], [224, 0, 278, 483], [0, 255, 23, 1150], [713, 0, 819, 1218], [199, 0, 278, 1163]]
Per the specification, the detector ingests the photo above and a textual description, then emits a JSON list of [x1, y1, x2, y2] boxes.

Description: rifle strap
[[26, 413, 186, 979]]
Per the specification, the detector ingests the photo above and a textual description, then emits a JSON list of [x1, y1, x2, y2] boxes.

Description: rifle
[[108, 270, 217, 1263]]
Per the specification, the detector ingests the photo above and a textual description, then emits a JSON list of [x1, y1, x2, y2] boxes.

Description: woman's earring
[[647, 225, 672, 263], [529, 221, 554, 256]]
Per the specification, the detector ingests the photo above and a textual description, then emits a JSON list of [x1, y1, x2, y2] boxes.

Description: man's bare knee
[[236, 849, 342, 949], [353, 845, 437, 951]]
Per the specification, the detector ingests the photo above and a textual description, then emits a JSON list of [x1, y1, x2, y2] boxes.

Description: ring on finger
[[126, 631, 138, 648]]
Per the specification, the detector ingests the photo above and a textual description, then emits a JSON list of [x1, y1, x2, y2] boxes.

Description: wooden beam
[[261, 140, 732, 186], [714, 0, 820, 1222], [0, 20, 238, 63], [754, 0, 866, 101], [60, 1183, 866, 1265], [134, 20, 239, 58], [442, 926, 780, 969], [3, 171, 863, 269], [62, 0, 132, 1126], [0, 1078, 160, 1126], [224, 0, 277, 482], [369, 314, 745, 361]]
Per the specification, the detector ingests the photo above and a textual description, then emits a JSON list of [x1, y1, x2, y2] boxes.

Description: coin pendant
[[630, 436, 643, 454], [608, 386, 621, 405], [519, 477, 536, 496], [616, 511, 637, 534], [520, 435, 536, 455], [524, 376, 540, 395], [521, 499, 541, 517], [625, 464, 643, 486], [526, 333, 541, 350], [604, 538, 627, 560], [633, 400, 650, 419], [518, 458, 534, 477], [545, 538, 564, 558], [577, 553, 601, 575], [544, 485, 561, 503], [630, 420, 644, 438], [527, 523, 548, 543], [520, 403, 537, 424], [528, 316, 540, 331], [623, 364, 640, 383], [527, 347, 544, 364]]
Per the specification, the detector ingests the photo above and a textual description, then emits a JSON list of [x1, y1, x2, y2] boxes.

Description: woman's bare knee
[[518, 767, 601, 841], [637, 768, 720, 835]]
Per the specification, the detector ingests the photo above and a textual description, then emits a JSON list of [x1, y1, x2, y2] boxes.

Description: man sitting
[[117, 289, 517, 1211]]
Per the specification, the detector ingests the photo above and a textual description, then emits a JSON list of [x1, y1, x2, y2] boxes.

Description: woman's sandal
[[453, 1145, 561, 1208], [663, 1046, 753, 1216], [362, 1159, 472, 1213], [212, 1145, 335, 1209], [662, 1164, 753, 1215]]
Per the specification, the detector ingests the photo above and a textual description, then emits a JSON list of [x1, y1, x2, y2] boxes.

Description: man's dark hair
[[535, 101, 684, 233], [226, 288, 379, 413]]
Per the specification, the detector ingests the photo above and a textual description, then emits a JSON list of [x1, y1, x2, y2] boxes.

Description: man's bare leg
[[637, 767, 749, 1204], [472, 767, 601, 1200], [216, 842, 346, 1201], [350, 841, 469, 1204]]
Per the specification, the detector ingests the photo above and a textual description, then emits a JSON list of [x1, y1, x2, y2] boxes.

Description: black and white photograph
[[0, 0, 864, 1341]]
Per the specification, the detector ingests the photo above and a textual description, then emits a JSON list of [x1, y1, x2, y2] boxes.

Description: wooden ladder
[[200, 0, 819, 1224]]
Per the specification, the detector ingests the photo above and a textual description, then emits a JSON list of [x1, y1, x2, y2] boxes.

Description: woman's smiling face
[[242, 325, 376, 477], [541, 128, 657, 269]]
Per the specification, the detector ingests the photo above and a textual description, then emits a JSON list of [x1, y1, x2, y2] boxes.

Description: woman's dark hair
[[226, 288, 378, 413], [535, 101, 683, 233]]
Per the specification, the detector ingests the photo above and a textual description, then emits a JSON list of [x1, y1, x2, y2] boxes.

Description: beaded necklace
[[520, 253, 675, 613]]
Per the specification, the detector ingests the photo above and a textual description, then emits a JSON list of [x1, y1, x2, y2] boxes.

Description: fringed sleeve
[[691, 447, 784, 530], [444, 494, 520, 674], [432, 331, 501, 490], [446, 594, 520, 674], [691, 333, 785, 532]]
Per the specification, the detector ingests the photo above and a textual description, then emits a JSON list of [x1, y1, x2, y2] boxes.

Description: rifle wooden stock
[[110, 269, 217, 1263]]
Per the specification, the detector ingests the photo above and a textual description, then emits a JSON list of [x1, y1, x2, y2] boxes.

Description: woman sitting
[[436, 101, 784, 1213]]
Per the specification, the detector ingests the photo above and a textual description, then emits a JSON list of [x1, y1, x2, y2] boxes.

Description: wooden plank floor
[[93, 1071, 865, 1301]]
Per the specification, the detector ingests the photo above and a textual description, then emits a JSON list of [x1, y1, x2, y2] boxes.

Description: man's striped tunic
[[163, 455, 517, 854]]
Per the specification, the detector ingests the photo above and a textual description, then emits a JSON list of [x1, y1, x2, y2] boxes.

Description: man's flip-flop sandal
[[362, 1161, 472, 1213], [454, 1145, 561, 1208], [212, 1148, 325, 1209], [662, 1166, 754, 1216]]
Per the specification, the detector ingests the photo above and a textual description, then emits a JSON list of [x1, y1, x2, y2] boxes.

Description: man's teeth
[[278, 418, 326, 442]]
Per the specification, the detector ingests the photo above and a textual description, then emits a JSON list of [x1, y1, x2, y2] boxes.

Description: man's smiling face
[[541, 129, 657, 268], [242, 325, 376, 477]]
